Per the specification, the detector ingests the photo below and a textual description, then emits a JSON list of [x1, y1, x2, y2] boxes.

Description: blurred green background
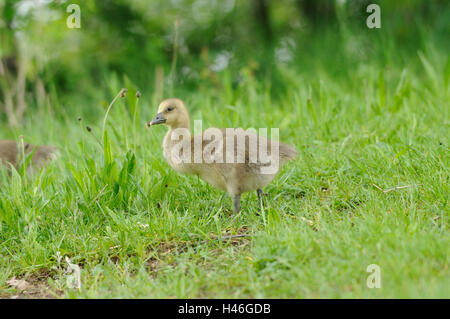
[[1, 0, 449, 125]]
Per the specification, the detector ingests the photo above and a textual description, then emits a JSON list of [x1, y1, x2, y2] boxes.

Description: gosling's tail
[[279, 143, 298, 162]]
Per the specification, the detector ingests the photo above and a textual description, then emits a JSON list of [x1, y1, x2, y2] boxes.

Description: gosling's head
[[147, 98, 190, 129]]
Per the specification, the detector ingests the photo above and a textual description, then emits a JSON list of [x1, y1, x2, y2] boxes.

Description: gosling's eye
[[167, 106, 174, 112]]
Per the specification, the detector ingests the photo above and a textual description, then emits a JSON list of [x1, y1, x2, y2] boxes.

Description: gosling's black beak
[[147, 112, 166, 127]]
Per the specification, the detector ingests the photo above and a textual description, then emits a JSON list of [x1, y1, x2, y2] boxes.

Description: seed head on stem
[[102, 88, 128, 141]]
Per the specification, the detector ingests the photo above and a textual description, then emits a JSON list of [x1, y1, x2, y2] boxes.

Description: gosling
[[147, 98, 297, 214], [0, 140, 60, 174]]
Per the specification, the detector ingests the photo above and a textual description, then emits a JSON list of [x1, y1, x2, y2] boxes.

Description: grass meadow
[[0, 28, 449, 298]]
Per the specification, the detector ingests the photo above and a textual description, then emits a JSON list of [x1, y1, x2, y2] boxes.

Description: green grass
[[0, 40, 449, 298]]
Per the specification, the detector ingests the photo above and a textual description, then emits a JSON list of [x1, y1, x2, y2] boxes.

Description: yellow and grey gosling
[[0, 140, 60, 174], [147, 98, 297, 214]]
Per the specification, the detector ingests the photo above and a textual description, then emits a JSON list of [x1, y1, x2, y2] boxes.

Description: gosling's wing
[[192, 129, 296, 167]]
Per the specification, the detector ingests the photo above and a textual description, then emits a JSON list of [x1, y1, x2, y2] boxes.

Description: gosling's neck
[[163, 119, 191, 159], [163, 121, 197, 174], [165, 118, 191, 139]]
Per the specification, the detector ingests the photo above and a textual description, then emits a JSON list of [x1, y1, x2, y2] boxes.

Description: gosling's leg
[[257, 188, 264, 211], [257, 189, 263, 203], [232, 194, 241, 214]]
